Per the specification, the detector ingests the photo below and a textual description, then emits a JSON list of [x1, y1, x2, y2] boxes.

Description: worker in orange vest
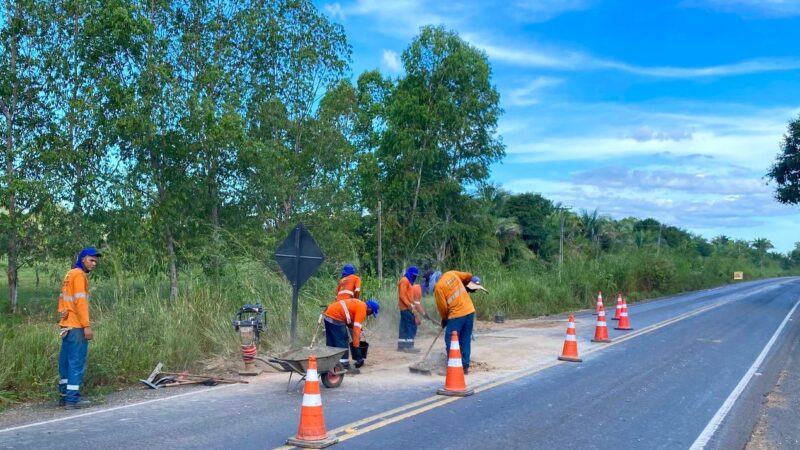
[[323, 297, 380, 369], [434, 271, 487, 374], [336, 263, 361, 301], [397, 266, 430, 352], [57, 246, 102, 409]]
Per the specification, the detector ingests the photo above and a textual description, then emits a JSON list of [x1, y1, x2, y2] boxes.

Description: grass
[[0, 249, 796, 407]]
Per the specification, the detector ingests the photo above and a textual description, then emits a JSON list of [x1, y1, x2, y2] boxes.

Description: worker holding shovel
[[434, 271, 487, 375], [397, 266, 432, 353]]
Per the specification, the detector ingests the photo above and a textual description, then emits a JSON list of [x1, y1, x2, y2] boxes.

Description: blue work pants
[[444, 313, 474, 373], [58, 328, 88, 404], [398, 309, 417, 349]]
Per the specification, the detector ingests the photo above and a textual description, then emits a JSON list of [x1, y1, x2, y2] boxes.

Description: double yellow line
[[276, 299, 728, 449]]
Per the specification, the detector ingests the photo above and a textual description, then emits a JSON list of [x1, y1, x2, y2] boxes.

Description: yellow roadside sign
[[733, 271, 744, 280]]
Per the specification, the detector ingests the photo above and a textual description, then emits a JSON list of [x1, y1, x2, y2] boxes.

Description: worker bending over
[[397, 266, 430, 352], [323, 294, 379, 370], [434, 271, 487, 374]]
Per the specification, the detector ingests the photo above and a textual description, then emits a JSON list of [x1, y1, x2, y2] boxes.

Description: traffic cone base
[[286, 356, 338, 449], [558, 314, 582, 363], [591, 337, 611, 343], [437, 331, 474, 397], [286, 436, 338, 449], [614, 325, 633, 331]]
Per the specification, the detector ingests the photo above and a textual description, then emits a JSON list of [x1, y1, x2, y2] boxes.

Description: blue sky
[[315, 0, 800, 253]]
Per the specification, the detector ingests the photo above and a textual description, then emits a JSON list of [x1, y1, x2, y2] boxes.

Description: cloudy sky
[[315, 0, 800, 252]]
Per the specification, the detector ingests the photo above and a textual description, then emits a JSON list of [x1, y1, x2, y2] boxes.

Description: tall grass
[[0, 249, 795, 406]]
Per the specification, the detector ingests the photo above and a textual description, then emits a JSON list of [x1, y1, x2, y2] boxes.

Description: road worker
[[57, 246, 102, 409], [397, 266, 430, 352], [336, 263, 361, 301], [434, 271, 487, 374], [323, 297, 379, 370]]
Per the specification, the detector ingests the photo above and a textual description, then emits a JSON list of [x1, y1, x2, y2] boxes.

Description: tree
[[751, 238, 774, 268], [378, 25, 504, 266], [1, 0, 48, 312], [767, 114, 800, 204], [502, 193, 554, 256]]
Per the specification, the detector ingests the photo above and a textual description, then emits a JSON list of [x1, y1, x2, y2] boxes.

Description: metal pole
[[290, 226, 300, 344], [377, 200, 383, 283], [559, 209, 565, 282]]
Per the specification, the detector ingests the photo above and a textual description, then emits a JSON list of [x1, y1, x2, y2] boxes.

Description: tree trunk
[[166, 226, 178, 301], [4, 2, 20, 313]]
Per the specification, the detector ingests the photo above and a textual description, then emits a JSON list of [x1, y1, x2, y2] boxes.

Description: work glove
[[441, 319, 448, 329], [355, 359, 365, 368]]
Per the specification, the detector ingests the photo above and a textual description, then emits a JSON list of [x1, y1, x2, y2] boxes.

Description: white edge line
[[0, 383, 239, 434], [689, 297, 800, 450]]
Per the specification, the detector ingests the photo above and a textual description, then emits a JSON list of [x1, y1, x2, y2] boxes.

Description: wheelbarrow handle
[[309, 314, 324, 349]]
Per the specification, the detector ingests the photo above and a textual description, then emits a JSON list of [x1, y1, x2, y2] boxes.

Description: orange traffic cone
[[558, 314, 582, 362], [437, 331, 474, 397], [613, 294, 623, 320], [286, 355, 338, 448], [594, 291, 604, 315], [591, 305, 611, 342], [615, 299, 633, 331]]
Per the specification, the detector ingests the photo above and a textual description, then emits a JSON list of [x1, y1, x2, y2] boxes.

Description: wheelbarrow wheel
[[321, 363, 345, 388]]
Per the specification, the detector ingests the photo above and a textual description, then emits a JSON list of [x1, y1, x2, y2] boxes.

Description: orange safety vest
[[397, 277, 414, 311], [336, 274, 361, 301], [58, 268, 91, 328], [434, 271, 475, 321], [323, 298, 368, 346]]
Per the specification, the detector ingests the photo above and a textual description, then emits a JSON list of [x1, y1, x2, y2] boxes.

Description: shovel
[[409, 327, 445, 375]]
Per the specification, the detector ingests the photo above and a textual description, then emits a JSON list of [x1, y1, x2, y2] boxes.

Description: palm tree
[[751, 238, 774, 268]]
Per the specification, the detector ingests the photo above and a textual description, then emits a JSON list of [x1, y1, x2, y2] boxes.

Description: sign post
[[274, 223, 324, 343]]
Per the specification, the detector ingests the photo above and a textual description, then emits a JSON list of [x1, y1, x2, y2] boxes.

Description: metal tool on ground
[[140, 363, 248, 389], [232, 303, 266, 376], [409, 327, 445, 375]]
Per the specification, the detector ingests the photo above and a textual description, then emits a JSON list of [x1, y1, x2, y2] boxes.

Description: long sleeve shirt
[[323, 298, 368, 346], [397, 277, 415, 311], [58, 268, 91, 328], [434, 271, 475, 321]]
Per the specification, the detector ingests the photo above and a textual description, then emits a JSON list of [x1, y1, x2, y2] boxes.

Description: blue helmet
[[342, 264, 356, 278], [471, 276, 481, 285], [366, 299, 380, 317]]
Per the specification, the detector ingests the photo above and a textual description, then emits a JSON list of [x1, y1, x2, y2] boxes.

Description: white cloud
[[381, 50, 402, 72], [511, 0, 593, 21], [507, 77, 564, 106], [324, 2, 346, 21], [684, 0, 800, 17]]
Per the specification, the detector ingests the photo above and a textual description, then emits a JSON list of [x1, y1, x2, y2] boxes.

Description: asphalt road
[[1, 277, 798, 450]]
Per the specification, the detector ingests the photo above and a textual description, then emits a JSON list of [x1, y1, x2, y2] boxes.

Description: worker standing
[[57, 246, 102, 409], [397, 266, 429, 353], [323, 297, 380, 370], [434, 271, 487, 374], [336, 263, 361, 300]]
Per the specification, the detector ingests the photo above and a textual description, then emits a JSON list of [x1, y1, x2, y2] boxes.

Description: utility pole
[[657, 222, 662, 255], [377, 201, 383, 283], [558, 205, 571, 282]]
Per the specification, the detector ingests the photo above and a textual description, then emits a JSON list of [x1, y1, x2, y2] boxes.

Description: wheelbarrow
[[258, 345, 348, 390]]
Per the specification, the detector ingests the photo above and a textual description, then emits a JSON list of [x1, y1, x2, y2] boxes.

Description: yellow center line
[[275, 298, 730, 449]]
